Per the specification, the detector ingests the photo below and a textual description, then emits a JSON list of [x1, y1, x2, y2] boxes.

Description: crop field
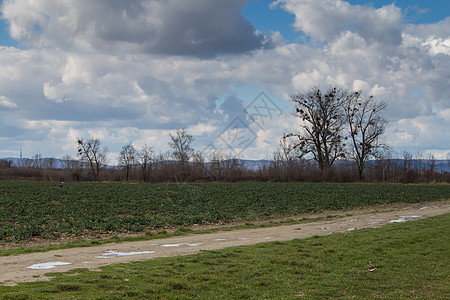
[[0, 181, 449, 242]]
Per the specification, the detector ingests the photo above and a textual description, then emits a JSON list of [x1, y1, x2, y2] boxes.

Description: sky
[[0, 0, 449, 162]]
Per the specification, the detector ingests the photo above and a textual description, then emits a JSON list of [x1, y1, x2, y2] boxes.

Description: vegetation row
[[1, 181, 448, 243]]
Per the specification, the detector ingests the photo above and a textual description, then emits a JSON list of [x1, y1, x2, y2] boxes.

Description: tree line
[[1, 86, 448, 183]]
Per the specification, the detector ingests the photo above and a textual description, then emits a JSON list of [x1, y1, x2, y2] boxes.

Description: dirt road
[[1, 200, 448, 286]]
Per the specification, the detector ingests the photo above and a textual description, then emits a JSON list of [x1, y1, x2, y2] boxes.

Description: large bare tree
[[137, 143, 154, 182], [77, 138, 108, 180], [118, 143, 137, 181], [168, 129, 195, 180], [344, 92, 388, 180], [286, 86, 351, 170]]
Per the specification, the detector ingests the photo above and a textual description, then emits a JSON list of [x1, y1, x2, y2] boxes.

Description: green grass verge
[[1, 181, 449, 243], [1, 214, 448, 299], [0, 215, 338, 257]]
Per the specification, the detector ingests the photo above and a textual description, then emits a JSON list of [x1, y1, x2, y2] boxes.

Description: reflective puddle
[[389, 215, 421, 223], [160, 243, 202, 247], [28, 262, 71, 270], [96, 250, 155, 258], [347, 227, 379, 231]]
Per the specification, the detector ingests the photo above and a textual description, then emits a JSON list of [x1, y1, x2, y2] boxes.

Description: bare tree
[[137, 143, 154, 182], [62, 155, 80, 170], [427, 154, 436, 181], [344, 92, 388, 180], [403, 151, 413, 172], [191, 150, 206, 180], [62, 154, 82, 181], [168, 129, 195, 180], [118, 143, 137, 181], [286, 86, 349, 170], [208, 150, 225, 181], [0, 159, 13, 168], [275, 136, 302, 181], [31, 154, 43, 168], [42, 157, 56, 169], [77, 138, 108, 180], [18, 158, 33, 168]]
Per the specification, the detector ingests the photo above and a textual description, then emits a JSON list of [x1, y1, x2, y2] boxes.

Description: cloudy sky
[[0, 0, 449, 162]]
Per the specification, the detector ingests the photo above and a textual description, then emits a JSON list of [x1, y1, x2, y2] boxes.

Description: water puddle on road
[[388, 219, 407, 223], [160, 243, 202, 247], [388, 215, 421, 223], [347, 227, 380, 231], [27, 262, 72, 270], [420, 206, 439, 210], [96, 250, 155, 258]]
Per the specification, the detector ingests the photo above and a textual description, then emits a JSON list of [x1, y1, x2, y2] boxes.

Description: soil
[[0, 199, 448, 286]]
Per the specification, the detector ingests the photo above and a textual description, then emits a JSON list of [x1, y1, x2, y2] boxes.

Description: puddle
[[420, 206, 438, 209], [160, 243, 202, 247], [96, 250, 155, 258], [347, 227, 379, 231], [212, 239, 226, 241], [27, 262, 71, 270], [388, 218, 407, 223], [264, 237, 273, 240], [238, 238, 249, 240], [350, 219, 359, 222], [388, 216, 421, 223], [389, 215, 421, 223], [369, 219, 383, 222], [319, 227, 332, 230]]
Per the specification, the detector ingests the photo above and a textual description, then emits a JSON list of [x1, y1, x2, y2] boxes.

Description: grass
[[0, 214, 340, 257], [1, 181, 449, 243], [1, 213, 448, 299]]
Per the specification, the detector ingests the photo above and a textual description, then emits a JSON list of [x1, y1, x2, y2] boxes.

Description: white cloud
[[0, 96, 17, 108], [0, 0, 449, 159], [274, 0, 402, 45], [1, 0, 265, 57], [421, 37, 450, 56], [387, 110, 450, 152]]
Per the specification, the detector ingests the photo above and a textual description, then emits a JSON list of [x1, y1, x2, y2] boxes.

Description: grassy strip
[[0, 215, 338, 256], [1, 181, 449, 243], [1, 214, 448, 299]]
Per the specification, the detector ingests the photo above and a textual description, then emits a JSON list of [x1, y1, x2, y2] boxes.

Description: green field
[[1, 213, 448, 299], [1, 181, 449, 242]]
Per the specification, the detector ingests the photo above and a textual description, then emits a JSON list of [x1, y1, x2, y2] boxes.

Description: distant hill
[[1, 157, 68, 169], [1, 157, 449, 173]]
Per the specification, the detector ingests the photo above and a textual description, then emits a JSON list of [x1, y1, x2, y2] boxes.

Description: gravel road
[[1, 200, 448, 286]]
